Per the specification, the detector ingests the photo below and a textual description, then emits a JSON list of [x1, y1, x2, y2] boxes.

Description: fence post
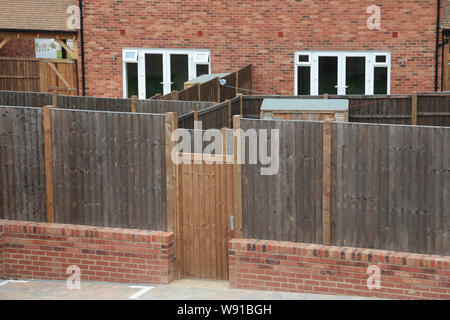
[[197, 83, 201, 101], [216, 77, 221, 103], [165, 112, 181, 278], [193, 111, 199, 129], [235, 71, 239, 97], [239, 95, 243, 116], [43, 106, 55, 223], [227, 99, 232, 128], [52, 91, 58, 107], [221, 127, 228, 162], [233, 115, 243, 238], [39, 60, 45, 92], [131, 95, 137, 113], [322, 119, 332, 245], [412, 92, 418, 125]]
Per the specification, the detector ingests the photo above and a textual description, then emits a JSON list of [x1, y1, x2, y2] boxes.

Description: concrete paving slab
[[0, 279, 380, 300]]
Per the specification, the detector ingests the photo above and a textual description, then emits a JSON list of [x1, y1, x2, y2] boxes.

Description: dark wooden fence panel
[[137, 100, 214, 116], [57, 95, 131, 112], [242, 94, 450, 127], [238, 65, 252, 95], [178, 84, 200, 101], [198, 101, 229, 130], [51, 109, 167, 231], [0, 90, 52, 107], [0, 58, 41, 92], [220, 72, 237, 102], [0, 106, 47, 221], [200, 77, 220, 102], [241, 119, 323, 243], [346, 95, 412, 124], [418, 94, 450, 127], [331, 122, 450, 255]]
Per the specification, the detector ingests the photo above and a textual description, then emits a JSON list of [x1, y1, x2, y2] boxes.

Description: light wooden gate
[[176, 155, 236, 280], [39, 59, 78, 95], [0, 57, 78, 95]]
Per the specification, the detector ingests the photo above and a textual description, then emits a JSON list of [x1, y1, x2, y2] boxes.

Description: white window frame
[[294, 51, 391, 96], [123, 49, 138, 62], [193, 51, 210, 64], [122, 48, 211, 99]]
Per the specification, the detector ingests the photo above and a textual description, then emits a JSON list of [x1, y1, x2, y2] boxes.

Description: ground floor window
[[122, 49, 211, 99], [295, 51, 390, 95]]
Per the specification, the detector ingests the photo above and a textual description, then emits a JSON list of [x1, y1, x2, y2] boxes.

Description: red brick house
[[1, 1, 448, 97], [76, 0, 448, 99]]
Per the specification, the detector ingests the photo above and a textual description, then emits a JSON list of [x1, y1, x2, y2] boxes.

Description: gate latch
[[230, 215, 234, 231]]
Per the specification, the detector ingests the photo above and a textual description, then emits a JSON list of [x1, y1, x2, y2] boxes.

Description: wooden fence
[[241, 93, 450, 127], [156, 65, 252, 103], [0, 57, 78, 95], [0, 106, 47, 222], [240, 117, 450, 256], [331, 122, 450, 255], [0, 100, 449, 256], [50, 108, 167, 230], [240, 119, 324, 244], [0, 90, 214, 116], [178, 95, 243, 129]]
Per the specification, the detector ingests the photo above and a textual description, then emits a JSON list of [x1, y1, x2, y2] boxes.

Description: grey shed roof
[[261, 99, 349, 111]]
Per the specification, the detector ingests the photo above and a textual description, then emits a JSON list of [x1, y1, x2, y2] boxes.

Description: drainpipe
[[78, 0, 86, 96], [435, 0, 441, 91]]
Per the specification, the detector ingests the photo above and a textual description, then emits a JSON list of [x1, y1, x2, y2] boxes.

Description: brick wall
[[229, 239, 450, 300], [0, 225, 3, 278], [0, 220, 174, 285], [79, 0, 445, 98], [0, 38, 35, 58]]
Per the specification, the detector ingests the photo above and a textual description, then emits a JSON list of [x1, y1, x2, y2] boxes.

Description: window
[[123, 49, 138, 62], [295, 51, 390, 95], [122, 49, 211, 98], [193, 52, 210, 64], [196, 64, 210, 77], [125, 63, 138, 98]]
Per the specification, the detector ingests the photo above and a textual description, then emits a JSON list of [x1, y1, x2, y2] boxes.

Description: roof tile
[[0, 0, 76, 32]]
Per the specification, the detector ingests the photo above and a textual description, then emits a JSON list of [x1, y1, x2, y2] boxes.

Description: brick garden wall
[[0, 225, 4, 278], [0, 38, 35, 58], [229, 239, 450, 300], [0, 220, 174, 284], [79, 0, 445, 98]]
